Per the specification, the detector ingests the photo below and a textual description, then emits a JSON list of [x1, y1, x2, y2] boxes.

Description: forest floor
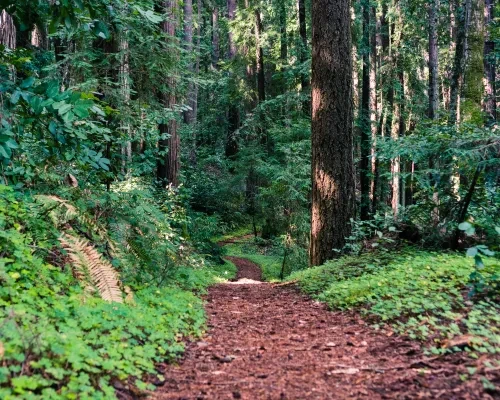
[[154, 256, 494, 400]]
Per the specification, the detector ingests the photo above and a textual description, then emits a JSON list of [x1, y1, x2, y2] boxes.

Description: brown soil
[[225, 256, 262, 282], [154, 258, 498, 400]]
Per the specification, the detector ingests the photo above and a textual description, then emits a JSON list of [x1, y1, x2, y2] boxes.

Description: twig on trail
[[328, 356, 444, 373], [272, 280, 298, 287]]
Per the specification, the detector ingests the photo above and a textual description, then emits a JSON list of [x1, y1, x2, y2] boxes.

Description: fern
[[60, 233, 124, 303]]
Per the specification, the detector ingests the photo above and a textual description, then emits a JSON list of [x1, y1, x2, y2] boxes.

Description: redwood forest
[[0, 0, 499, 398]]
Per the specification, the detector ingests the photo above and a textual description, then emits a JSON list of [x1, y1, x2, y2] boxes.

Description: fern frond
[[60, 233, 124, 303], [34, 195, 78, 222]]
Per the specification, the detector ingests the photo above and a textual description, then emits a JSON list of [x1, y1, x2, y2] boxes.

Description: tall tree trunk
[[298, 0, 310, 113], [391, 76, 402, 218], [212, 7, 219, 69], [0, 10, 16, 49], [309, 0, 354, 266], [484, 0, 496, 123], [462, 0, 485, 123], [369, 5, 378, 211], [449, 0, 472, 124], [183, 0, 199, 164], [225, 0, 240, 158], [280, 0, 288, 61], [428, 0, 439, 120], [119, 35, 132, 176], [157, 0, 180, 187], [255, 8, 265, 103], [429, 0, 440, 224], [360, 0, 371, 220]]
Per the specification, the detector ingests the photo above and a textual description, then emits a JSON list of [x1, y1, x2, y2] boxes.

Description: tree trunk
[[309, 0, 355, 266], [462, 0, 485, 123], [428, 0, 439, 120], [0, 10, 15, 49], [449, 0, 472, 124], [183, 0, 200, 164], [298, 0, 310, 113], [429, 0, 440, 223], [280, 0, 288, 61], [484, 0, 496, 123], [255, 8, 266, 103], [212, 7, 219, 69], [157, 0, 179, 187], [119, 35, 132, 176], [225, 0, 240, 158], [369, 5, 378, 212], [360, 0, 371, 221]]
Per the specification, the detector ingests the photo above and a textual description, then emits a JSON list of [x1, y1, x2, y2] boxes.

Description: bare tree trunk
[[280, 0, 288, 61], [449, 0, 472, 124], [309, 0, 354, 266], [429, 0, 439, 120], [0, 10, 16, 49], [360, 0, 371, 220], [183, 0, 199, 164], [462, 0, 485, 122], [119, 35, 132, 176], [369, 5, 378, 211], [225, 0, 240, 158], [297, 0, 310, 113], [391, 83, 401, 218], [484, 0, 496, 123], [255, 8, 265, 103], [157, 0, 180, 187], [429, 0, 440, 224], [212, 7, 219, 69]]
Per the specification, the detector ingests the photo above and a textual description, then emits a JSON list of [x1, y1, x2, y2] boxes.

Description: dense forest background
[[0, 0, 499, 397]]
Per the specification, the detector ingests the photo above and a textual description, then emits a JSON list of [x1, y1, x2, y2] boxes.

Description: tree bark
[[462, 0, 485, 123], [157, 0, 180, 187], [0, 10, 15, 49], [484, 0, 496, 123], [360, 0, 371, 221], [428, 0, 439, 120], [279, 0, 288, 61], [369, 5, 378, 211], [298, 0, 310, 113], [309, 0, 355, 266], [255, 8, 266, 103], [225, 0, 240, 158], [212, 7, 219, 69], [449, 0, 472, 124], [428, 0, 440, 224]]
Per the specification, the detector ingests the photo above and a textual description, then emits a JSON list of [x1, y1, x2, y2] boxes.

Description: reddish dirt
[[154, 259, 498, 400], [225, 256, 262, 282]]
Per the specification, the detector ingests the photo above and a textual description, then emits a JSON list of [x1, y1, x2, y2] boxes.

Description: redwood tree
[[309, 0, 355, 266]]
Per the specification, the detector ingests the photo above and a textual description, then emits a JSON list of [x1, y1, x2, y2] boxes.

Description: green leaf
[[458, 222, 472, 231], [10, 90, 21, 104], [5, 139, 18, 149], [20, 76, 35, 89], [58, 104, 72, 115], [466, 247, 478, 257], [0, 144, 11, 159]]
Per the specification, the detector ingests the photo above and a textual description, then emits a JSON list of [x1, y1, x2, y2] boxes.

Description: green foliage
[[292, 248, 500, 374], [0, 184, 237, 398]]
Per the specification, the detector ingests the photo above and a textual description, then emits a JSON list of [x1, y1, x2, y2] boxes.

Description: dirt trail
[[154, 258, 490, 400]]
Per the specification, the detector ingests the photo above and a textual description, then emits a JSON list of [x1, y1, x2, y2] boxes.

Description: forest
[[0, 0, 499, 397]]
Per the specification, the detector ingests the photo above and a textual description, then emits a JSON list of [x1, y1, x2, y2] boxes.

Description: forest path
[[154, 258, 483, 400]]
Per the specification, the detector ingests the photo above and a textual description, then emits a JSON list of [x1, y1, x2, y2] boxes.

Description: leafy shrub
[[0, 185, 222, 398]]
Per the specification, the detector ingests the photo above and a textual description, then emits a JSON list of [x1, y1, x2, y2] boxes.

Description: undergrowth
[[0, 184, 234, 399]]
